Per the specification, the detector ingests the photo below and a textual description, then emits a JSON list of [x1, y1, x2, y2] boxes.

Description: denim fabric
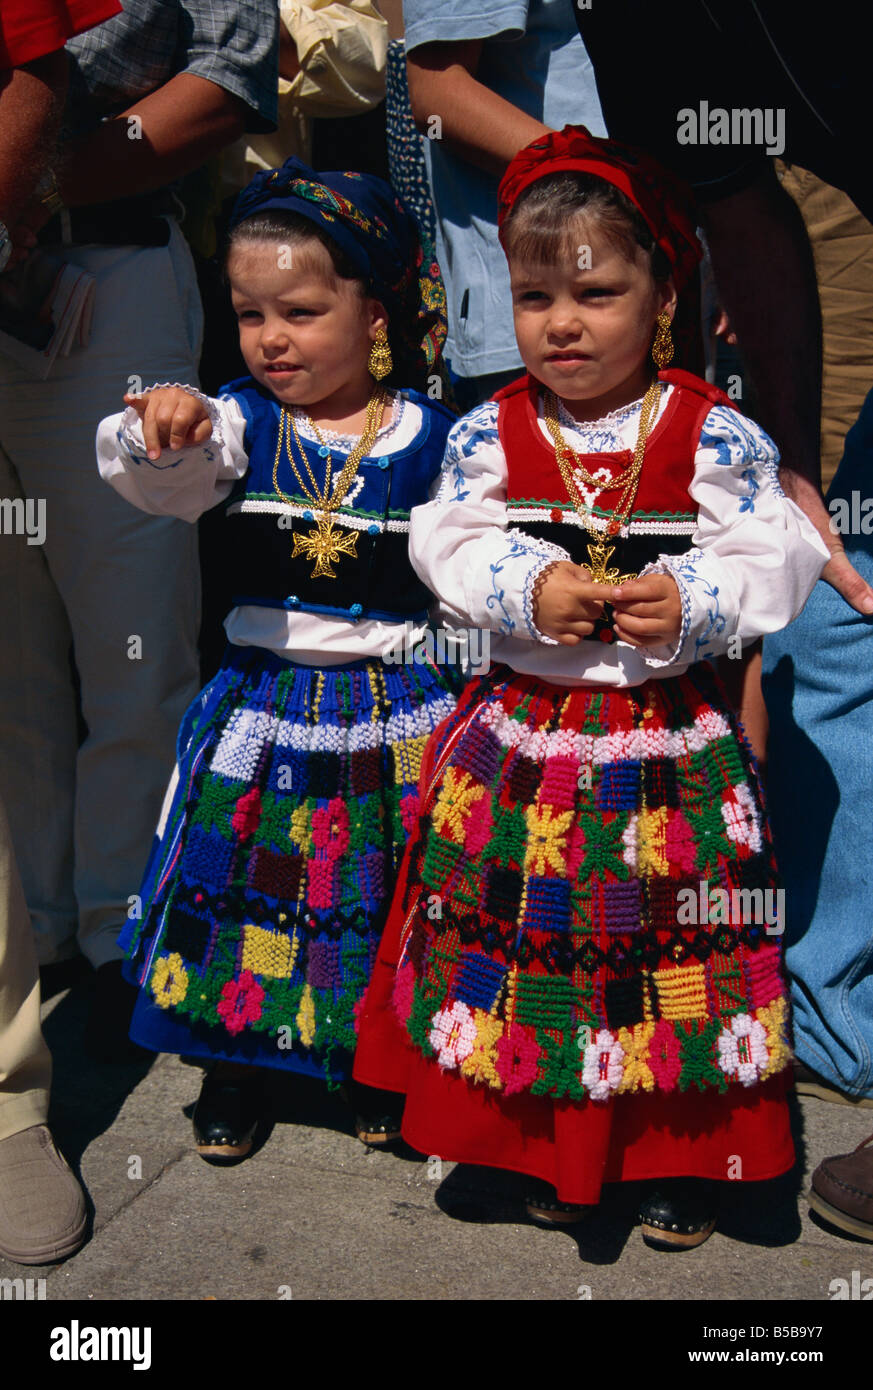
[[761, 387, 873, 1097]]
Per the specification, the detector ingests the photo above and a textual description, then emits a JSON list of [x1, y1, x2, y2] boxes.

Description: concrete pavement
[[2, 960, 872, 1304]]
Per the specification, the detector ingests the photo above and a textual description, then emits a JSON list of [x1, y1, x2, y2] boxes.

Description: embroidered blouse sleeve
[[637, 404, 830, 666], [96, 386, 250, 525], [408, 403, 571, 640]]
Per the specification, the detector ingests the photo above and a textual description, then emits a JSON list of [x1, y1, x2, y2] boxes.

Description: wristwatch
[[0, 220, 10, 274], [36, 169, 65, 217]]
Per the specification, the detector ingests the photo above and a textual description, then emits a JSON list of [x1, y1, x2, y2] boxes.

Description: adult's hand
[[779, 470, 873, 615]]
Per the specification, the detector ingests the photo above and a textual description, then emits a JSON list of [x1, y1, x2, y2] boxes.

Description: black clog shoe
[[192, 1066, 265, 1164], [638, 1178, 719, 1250], [348, 1082, 403, 1147], [524, 1178, 587, 1227]]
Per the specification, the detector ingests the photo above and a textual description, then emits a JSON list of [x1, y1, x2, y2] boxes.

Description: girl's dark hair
[[502, 172, 672, 282], [225, 209, 366, 288]]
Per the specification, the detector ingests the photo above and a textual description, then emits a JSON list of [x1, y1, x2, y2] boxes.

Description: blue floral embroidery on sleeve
[[698, 405, 781, 512], [438, 402, 500, 503], [738, 465, 759, 513], [486, 535, 526, 637], [119, 423, 149, 468], [118, 423, 185, 471], [671, 548, 725, 661]]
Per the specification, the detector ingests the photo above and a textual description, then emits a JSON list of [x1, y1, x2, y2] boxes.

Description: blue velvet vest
[[219, 378, 454, 623]]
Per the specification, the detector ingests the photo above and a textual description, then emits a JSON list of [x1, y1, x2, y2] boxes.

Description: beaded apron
[[392, 664, 791, 1102]]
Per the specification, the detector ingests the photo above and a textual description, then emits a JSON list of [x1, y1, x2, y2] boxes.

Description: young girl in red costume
[[353, 127, 829, 1247]]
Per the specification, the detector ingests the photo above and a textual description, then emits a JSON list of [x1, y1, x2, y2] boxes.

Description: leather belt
[[39, 197, 174, 248]]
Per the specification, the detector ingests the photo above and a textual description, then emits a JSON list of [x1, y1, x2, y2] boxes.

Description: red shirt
[[0, 0, 121, 67]]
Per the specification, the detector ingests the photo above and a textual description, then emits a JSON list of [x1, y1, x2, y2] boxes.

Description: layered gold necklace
[[272, 386, 387, 578], [541, 380, 662, 584]]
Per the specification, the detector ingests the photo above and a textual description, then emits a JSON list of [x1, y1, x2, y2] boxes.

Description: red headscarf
[[497, 126, 702, 293]]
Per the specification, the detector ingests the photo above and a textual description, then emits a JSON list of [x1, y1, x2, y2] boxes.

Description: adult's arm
[[701, 167, 873, 615], [29, 0, 278, 216], [406, 40, 549, 177], [0, 51, 67, 226], [57, 73, 250, 207]]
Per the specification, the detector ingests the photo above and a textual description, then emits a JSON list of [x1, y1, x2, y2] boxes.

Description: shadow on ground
[[41, 960, 155, 1171]]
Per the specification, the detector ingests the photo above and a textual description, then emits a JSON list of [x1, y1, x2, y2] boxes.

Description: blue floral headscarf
[[229, 157, 446, 384]]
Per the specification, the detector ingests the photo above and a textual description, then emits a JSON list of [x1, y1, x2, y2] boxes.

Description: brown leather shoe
[[0, 1125, 87, 1264], [808, 1132, 873, 1241]]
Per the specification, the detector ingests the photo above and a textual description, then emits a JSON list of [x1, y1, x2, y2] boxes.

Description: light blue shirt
[[403, 0, 606, 379]]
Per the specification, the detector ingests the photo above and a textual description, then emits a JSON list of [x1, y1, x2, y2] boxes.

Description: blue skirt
[[120, 644, 459, 1083]]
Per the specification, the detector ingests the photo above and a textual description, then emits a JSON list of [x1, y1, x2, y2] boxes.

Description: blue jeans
[[761, 388, 873, 1097]]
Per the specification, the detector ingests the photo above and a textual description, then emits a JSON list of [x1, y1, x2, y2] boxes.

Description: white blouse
[[96, 387, 432, 667], [407, 385, 830, 688]]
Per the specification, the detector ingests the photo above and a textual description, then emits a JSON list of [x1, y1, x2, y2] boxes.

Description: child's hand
[[610, 574, 682, 647], [123, 387, 213, 460], [533, 561, 607, 644]]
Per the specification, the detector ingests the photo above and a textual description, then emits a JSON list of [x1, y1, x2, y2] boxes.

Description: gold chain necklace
[[272, 387, 387, 578], [542, 380, 661, 584]]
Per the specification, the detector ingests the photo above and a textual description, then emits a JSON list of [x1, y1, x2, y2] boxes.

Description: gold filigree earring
[[368, 327, 392, 380], [651, 311, 674, 369]]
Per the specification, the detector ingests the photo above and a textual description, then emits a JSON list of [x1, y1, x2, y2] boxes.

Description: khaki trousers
[[0, 223, 202, 968], [780, 164, 873, 491], [0, 791, 50, 1143]]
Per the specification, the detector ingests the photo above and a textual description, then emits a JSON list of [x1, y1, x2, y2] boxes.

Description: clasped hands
[[533, 560, 682, 648]]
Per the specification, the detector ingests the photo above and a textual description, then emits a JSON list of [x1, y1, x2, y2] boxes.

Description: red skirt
[[355, 883, 794, 1205], [354, 667, 795, 1205]]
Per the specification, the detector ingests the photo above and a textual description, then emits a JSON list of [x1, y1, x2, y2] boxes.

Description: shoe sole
[[641, 1219, 717, 1250], [794, 1078, 873, 1108], [355, 1128, 402, 1147], [807, 1188, 873, 1241], [195, 1137, 254, 1163], [0, 1216, 88, 1265], [525, 1203, 586, 1227]]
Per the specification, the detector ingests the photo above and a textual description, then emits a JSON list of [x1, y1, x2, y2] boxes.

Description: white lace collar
[[555, 389, 657, 432], [291, 392, 404, 450]]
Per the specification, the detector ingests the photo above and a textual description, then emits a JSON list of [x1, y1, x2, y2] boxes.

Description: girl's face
[[227, 238, 386, 416], [509, 223, 677, 419]]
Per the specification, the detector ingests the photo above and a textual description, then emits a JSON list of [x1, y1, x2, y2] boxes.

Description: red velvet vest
[[494, 368, 738, 642]]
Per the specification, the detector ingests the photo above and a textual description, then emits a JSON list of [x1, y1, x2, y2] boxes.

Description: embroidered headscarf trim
[[229, 157, 447, 380]]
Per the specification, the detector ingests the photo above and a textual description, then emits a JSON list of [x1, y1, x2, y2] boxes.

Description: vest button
[[367, 523, 379, 535], [302, 509, 314, 521], [378, 457, 390, 469], [284, 595, 300, 609], [350, 603, 363, 618], [318, 445, 330, 458]]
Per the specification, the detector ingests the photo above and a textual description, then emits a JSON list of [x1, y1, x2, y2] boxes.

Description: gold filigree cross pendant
[[291, 515, 358, 579], [585, 539, 636, 586]]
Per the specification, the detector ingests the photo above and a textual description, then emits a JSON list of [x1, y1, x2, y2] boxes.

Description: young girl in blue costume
[[354, 127, 831, 1248], [97, 158, 458, 1161]]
